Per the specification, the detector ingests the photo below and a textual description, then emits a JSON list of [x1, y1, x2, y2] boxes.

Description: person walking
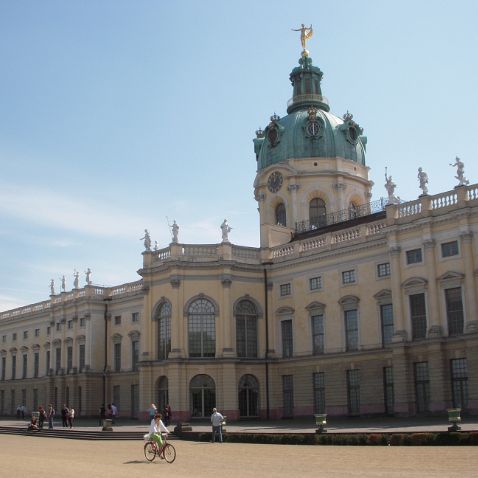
[[38, 405, 47, 429], [61, 404, 69, 427], [211, 408, 224, 443], [47, 404, 55, 429], [68, 407, 75, 428], [163, 404, 172, 426]]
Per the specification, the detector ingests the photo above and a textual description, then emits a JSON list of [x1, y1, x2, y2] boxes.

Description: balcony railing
[[295, 198, 387, 234]]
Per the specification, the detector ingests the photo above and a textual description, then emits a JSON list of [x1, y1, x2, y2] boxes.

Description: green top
[[254, 56, 367, 171]]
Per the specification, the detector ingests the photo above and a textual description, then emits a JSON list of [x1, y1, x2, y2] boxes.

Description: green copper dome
[[254, 56, 367, 171]]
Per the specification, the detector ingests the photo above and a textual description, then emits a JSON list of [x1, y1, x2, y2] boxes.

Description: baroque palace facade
[[1, 41, 478, 421]]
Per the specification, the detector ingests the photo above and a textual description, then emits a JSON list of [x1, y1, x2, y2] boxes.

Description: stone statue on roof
[[73, 270, 79, 289], [221, 219, 232, 243], [172, 220, 179, 244], [85, 268, 92, 286], [418, 167, 429, 195], [140, 229, 151, 251], [384, 167, 400, 204], [50, 279, 55, 296], [450, 156, 469, 186]]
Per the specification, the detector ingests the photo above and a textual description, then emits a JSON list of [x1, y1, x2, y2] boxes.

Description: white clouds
[[0, 183, 150, 239]]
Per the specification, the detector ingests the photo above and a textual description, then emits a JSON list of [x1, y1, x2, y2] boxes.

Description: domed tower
[[253, 30, 372, 249]]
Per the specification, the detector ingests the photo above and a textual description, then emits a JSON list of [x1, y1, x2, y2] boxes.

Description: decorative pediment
[[438, 271, 464, 288], [276, 306, 295, 317], [65, 337, 73, 345], [20, 346, 29, 353], [32, 344, 40, 352], [128, 330, 140, 341], [374, 289, 392, 304], [112, 333, 123, 344], [76, 335, 86, 344], [305, 301, 326, 313], [402, 277, 428, 293], [338, 295, 360, 310]]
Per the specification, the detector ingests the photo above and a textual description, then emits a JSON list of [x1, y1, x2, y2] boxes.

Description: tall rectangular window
[[11, 355, 16, 380], [22, 354, 27, 379], [313, 372, 325, 414], [113, 385, 120, 412], [410, 293, 427, 340], [131, 384, 139, 417], [451, 358, 468, 409], [34, 328, 40, 337], [55, 347, 61, 372], [347, 369, 360, 415], [132, 340, 139, 371], [114, 316, 121, 325], [132, 312, 139, 323], [114, 343, 121, 372], [158, 317, 171, 360], [281, 320, 293, 358], [445, 287, 464, 336], [380, 304, 394, 345], [34, 352, 39, 378], [67, 346, 73, 372], [311, 314, 324, 354], [1, 357, 5, 380], [345, 309, 358, 351], [33, 388, 38, 412], [383, 366, 394, 415], [46, 350, 50, 374], [79, 344, 85, 372], [282, 375, 294, 418], [414, 362, 430, 413]]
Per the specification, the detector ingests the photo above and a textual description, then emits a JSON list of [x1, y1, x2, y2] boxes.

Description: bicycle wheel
[[162, 443, 176, 463], [144, 441, 156, 462]]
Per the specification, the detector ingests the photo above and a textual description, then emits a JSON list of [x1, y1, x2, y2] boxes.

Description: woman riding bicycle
[[148, 412, 169, 449]]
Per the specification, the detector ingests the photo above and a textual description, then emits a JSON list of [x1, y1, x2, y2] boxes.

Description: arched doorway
[[190, 374, 215, 418], [238, 374, 259, 418]]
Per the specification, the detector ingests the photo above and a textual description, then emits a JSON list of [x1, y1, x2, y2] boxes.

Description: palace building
[[1, 38, 478, 421]]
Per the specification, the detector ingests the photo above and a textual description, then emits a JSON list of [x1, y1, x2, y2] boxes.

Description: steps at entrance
[[0, 425, 177, 441]]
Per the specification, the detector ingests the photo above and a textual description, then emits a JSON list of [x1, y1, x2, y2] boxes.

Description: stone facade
[[1, 49, 478, 421]]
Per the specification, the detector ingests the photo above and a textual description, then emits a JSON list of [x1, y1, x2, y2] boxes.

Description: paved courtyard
[[2, 434, 478, 478]]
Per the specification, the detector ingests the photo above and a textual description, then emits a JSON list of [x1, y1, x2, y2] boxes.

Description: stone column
[[423, 240, 443, 337], [389, 246, 406, 341], [221, 274, 234, 357], [461, 232, 478, 332], [169, 275, 182, 359]]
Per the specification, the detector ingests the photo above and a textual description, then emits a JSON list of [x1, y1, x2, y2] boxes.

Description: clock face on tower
[[267, 171, 283, 193]]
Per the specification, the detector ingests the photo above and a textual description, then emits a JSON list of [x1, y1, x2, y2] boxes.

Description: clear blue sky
[[1, 0, 477, 311]]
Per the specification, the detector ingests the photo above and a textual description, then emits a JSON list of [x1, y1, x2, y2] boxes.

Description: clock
[[267, 171, 283, 193]]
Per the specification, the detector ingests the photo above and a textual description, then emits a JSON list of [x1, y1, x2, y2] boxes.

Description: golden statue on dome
[[292, 24, 313, 57]]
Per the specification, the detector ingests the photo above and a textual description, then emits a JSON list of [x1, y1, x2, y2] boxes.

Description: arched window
[[235, 300, 258, 358], [188, 298, 216, 358], [275, 203, 286, 226], [157, 376, 168, 411], [156, 302, 171, 360], [310, 198, 326, 228], [238, 374, 259, 417], [190, 374, 215, 418]]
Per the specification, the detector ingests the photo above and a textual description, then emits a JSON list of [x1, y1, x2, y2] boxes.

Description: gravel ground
[[2, 435, 478, 478]]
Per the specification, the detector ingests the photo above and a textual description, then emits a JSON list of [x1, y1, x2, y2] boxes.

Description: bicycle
[[144, 434, 176, 463]]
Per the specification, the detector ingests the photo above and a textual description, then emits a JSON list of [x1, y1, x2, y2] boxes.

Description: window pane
[[345, 309, 358, 351], [281, 320, 293, 358], [380, 304, 394, 345], [311, 314, 324, 354]]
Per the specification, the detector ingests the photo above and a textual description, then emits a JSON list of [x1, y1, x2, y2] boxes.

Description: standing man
[[211, 407, 224, 443], [61, 404, 69, 427], [47, 404, 55, 429]]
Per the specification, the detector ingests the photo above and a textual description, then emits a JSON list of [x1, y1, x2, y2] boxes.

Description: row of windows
[[279, 264, 391, 297], [153, 287, 465, 361], [406, 240, 459, 265], [2, 312, 140, 345]]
